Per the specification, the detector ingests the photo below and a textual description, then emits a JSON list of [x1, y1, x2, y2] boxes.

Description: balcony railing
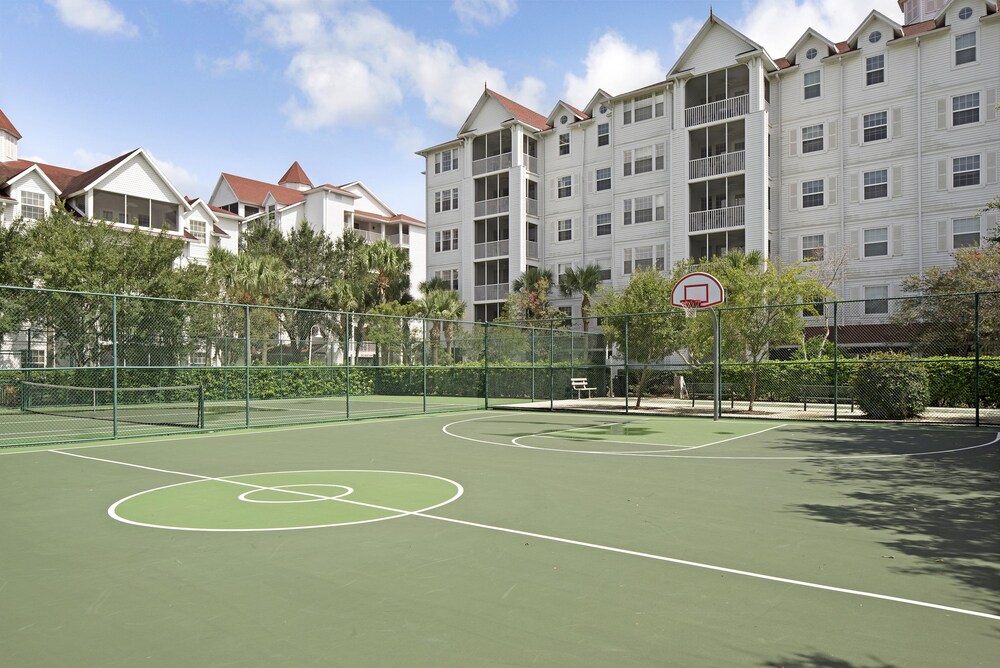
[[474, 283, 510, 302], [688, 205, 745, 232], [474, 196, 509, 218], [689, 150, 746, 179], [526, 199, 538, 216], [386, 232, 410, 246], [474, 239, 509, 259], [472, 153, 513, 176], [685, 94, 749, 127], [525, 240, 539, 259], [524, 155, 538, 174], [353, 229, 383, 242]]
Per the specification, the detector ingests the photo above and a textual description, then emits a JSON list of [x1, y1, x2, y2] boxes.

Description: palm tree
[[418, 276, 452, 294], [512, 267, 553, 294], [208, 248, 286, 364], [414, 289, 466, 364], [558, 264, 604, 332], [362, 239, 411, 306]]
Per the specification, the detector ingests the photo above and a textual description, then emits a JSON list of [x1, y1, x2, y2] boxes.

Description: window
[[556, 263, 572, 286], [863, 227, 889, 257], [863, 111, 887, 142], [623, 195, 665, 225], [559, 133, 570, 156], [623, 245, 665, 274], [802, 234, 824, 261], [953, 155, 980, 187], [434, 188, 459, 213], [434, 228, 459, 252], [557, 219, 573, 242], [864, 286, 889, 315], [597, 265, 612, 282], [244, 205, 260, 216], [434, 148, 459, 174], [557, 175, 572, 198], [953, 217, 981, 248], [623, 92, 664, 125], [802, 179, 824, 208], [952, 93, 980, 126], [865, 55, 884, 85], [869, 31, 882, 44], [806, 48, 817, 60], [623, 143, 665, 176], [596, 168, 611, 192], [434, 269, 460, 291], [863, 169, 888, 200], [189, 220, 207, 243], [597, 123, 609, 147], [595, 212, 611, 236], [20, 191, 45, 220], [959, 7, 973, 20], [955, 32, 976, 65], [804, 70, 821, 99], [801, 124, 824, 153]]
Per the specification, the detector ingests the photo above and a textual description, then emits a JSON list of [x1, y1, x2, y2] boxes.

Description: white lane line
[[51, 447, 1000, 623]]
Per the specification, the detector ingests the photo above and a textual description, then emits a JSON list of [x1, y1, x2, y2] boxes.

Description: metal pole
[[484, 320, 489, 410], [549, 321, 554, 410], [346, 312, 352, 419], [712, 307, 720, 421], [974, 292, 980, 428], [244, 304, 250, 428], [833, 301, 839, 422], [624, 316, 629, 415], [112, 295, 118, 438], [422, 317, 427, 414], [531, 329, 536, 401]]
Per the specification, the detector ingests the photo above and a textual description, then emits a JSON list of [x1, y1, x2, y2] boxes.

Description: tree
[[978, 196, 1000, 245], [558, 264, 603, 332], [503, 269, 560, 322], [414, 288, 466, 364], [208, 247, 286, 364], [362, 239, 412, 306], [592, 268, 684, 408]]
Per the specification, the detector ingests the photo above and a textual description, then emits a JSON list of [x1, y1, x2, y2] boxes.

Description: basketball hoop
[[680, 299, 703, 319]]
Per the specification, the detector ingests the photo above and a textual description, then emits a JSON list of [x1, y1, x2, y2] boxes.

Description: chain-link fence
[[2, 284, 998, 447]]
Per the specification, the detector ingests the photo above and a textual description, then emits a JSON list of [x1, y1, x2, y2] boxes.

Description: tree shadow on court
[[760, 651, 898, 668], [779, 424, 1000, 616]]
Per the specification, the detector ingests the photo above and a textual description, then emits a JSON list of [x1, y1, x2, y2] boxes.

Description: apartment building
[[418, 0, 999, 322]]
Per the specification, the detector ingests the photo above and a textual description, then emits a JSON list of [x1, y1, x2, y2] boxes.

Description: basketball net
[[680, 299, 703, 319]]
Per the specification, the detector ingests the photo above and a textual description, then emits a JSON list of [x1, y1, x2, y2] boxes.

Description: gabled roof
[[545, 100, 589, 127], [0, 159, 83, 192], [845, 10, 903, 48], [278, 161, 312, 188], [61, 149, 138, 196], [668, 13, 771, 78], [0, 108, 21, 140], [901, 19, 938, 36], [784, 28, 839, 63], [582, 89, 613, 116], [308, 183, 359, 198], [220, 172, 305, 206], [487, 88, 550, 131], [354, 210, 425, 227]]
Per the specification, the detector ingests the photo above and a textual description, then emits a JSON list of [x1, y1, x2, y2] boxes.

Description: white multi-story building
[[418, 1, 999, 322]]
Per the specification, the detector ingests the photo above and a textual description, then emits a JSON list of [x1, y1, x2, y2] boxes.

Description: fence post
[[422, 317, 427, 414], [624, 316, 629, 415], [244, 304, 250, 428], [833, 301, 839, 422], [483, 320, 489, 410], [549, 321, 554, 410], [112, 295, 119, 438], [975, 292, 980, 428], [530, 328, 536, 401], [346, 312, 352, 419]]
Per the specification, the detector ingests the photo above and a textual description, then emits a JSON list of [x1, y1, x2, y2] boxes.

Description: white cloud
[[46, 0, 138, 37], [451, 0, 517, 28], [197, 50, 256, 76], [70, 148, 114, 170], [737, 0, 904, 57], [670, 17, 702, 58], [563, 32, 665, 106], [250, 2, 545, 131], [147, 153, 201, 196]]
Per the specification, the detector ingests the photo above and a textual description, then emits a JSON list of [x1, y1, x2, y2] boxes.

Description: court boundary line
[[512, 421, 789, 452], [49, 447, 1000, 623]]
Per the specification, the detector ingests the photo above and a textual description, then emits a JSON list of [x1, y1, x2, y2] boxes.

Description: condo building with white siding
[[418, 0, 999, 322]]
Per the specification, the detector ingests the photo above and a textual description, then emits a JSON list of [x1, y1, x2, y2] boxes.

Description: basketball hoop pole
[[710, 306, 721, 421]]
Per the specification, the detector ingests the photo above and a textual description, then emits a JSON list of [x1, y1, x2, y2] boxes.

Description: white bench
[[571, 377, 597, 400]]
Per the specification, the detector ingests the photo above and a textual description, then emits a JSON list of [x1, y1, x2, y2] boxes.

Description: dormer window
[[958, 7, 973, 20], [868, 31, 881, 44], [806, 48, 817, 60]]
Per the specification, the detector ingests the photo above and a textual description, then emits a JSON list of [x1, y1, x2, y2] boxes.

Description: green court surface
[[1, 411, 998, 666]]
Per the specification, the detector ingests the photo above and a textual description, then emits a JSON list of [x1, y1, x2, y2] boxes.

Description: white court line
[[49, 448, 1000, 623], [513, 421, 789, 452]]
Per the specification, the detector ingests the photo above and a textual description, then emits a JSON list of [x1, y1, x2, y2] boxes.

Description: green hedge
[[853, 353, 929, 419]]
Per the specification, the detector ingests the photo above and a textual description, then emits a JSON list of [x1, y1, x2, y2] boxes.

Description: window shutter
[[937, 160, 948, 191], [891, 224, 903, 257], [891, 107, 902, 139], [850, 172, 860, 203], [849, 230, 860, 259], [827, 120, 837, 150], [788, 235, 800, 261], [587, 171, 595, 194], [892, 165, 902, 198], [937, 221, 949, 251], [587, 214, 594, 239], [985, 213, 998, 239], [550, 178, 558, 199], [827, 232, 837, 255], [788, 183, 798, 211], [987, 88, 998, 121], [987, 151, 998, 185], [850, 116, 859, 145], [789, 129, 798, 156], [827, 176, 837, 206], [573, 172, 580, 197], [936, 99, 947, 130]]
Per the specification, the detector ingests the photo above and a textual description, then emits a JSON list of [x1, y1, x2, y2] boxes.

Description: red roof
[[278, 161, 312, 187], [355, 209, 424, 226], [221, 172, 305, 206], [563, 102, 590, 120], [902, 20, 937, 37], [211, 224, 230, 238], [0, 108, 22, 140], [0, 159, 84, 191], [61, 149, 136, 196], [314, 183, 356, 197], [774, 57, 792, 69], [487, 89, 551, 130]]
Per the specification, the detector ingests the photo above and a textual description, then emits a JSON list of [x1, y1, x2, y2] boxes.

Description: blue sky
[[2, 0, 902, 218]]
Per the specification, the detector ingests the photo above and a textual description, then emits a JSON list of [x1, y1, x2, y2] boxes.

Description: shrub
[[852, 352, 928, 419]]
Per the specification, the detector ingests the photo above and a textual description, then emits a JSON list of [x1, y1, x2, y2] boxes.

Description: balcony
[[386, 232, 410, 246], [685, 94, 749, 127], [474, 239, 509, 259], [525, 240, 539, 259], [474, 283, 510, 302], [526, 198, 538, 217], [474, 196, 509, 218], [689, 205, 745, 232], [472, 153, 512, 176], [689, 150, 745, 180], [353, 229, 383, 242]]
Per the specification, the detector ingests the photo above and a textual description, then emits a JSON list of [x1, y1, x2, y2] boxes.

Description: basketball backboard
[[671, 272, 725, 308]]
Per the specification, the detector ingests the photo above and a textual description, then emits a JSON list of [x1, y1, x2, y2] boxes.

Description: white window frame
[[952, 92, 980, 127], [434, 269, 460, 291], [557, 218, 573, 242], [622, 92, 665, 125], [801, 124, 823, 153], [434, 148, 459, 174], [801, 179, 824, 208], [863, 227, 889, 258], [189, 219, 207, 244], [952, 217, 981, 249], [558, 133, 570, 156], [952, 155, 981, 188], [954, 31, 977, 66], [557, 175, 573, 199], [863, 169, 889, 201], [623, 244, 665, 275], [597, 123, 610, 147], [803, 70, 821, 100], [623, 194, 665, 225], [862, 111, 888, 143], [623, 143, 665, 177], [20, 191, 45, 220], [434, 188, 459, 213], [802, 234, 824, 261], [864, 285, 889, 315], [595, 167, 611, 192], [434, 228, 459, 252], [595, 212, 612, 237], [865, 54, 885, 86]]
